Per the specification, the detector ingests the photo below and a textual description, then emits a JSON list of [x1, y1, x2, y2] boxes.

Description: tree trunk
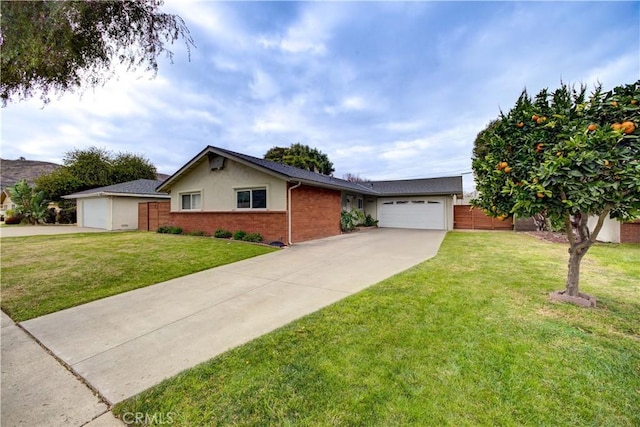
[[566, 245, 587, 297], [563, 208, 610, 298]]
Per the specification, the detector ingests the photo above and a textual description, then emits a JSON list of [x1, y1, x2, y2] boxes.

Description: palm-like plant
[[7, 180, 49, 224]]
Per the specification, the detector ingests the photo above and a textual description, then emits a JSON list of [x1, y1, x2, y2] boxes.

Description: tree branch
[[588, 206, 612, 245]]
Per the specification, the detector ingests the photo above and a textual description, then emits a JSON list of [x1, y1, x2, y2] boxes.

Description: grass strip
[[1, 232, 275, 321]]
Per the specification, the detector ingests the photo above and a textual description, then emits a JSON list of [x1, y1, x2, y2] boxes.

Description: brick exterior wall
[[290, 184, 341, 243], [139, 184, 341, 244], [621, 220, 640, 244], [167, 211, 287, 243]]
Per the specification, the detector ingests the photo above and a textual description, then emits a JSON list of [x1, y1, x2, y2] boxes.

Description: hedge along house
[[149, 146, 463, 244], [64, 179, 170, 230]]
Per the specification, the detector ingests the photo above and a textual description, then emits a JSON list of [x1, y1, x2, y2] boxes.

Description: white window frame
[[235, 187, 267, 210], [180, 191, 202, 211]]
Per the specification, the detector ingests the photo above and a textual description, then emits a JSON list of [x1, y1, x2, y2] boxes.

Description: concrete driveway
[[0, 224, 107, 238], [21, 228, 446, 405]]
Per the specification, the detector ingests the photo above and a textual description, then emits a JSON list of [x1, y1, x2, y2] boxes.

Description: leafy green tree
[[34, 168, 85, 202], [36, 147, 157, 201], [64, 147, 114, 189], [472, 81, 640, 301], [110, 152, 158, 183], [1, 0, 193, 105], [264, 143, 335, 175], [7, 180, 49, 224]]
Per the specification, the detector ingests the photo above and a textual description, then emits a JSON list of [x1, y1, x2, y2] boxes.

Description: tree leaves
[[0, 0, 194, 105], [264, 143, 335, 175], [35, 147, 157, 201], [472, 80, 640, 223]]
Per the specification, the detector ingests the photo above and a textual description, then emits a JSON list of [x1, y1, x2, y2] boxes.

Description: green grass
[[114, 232, 640, 426], [0, 232, 275, 321]]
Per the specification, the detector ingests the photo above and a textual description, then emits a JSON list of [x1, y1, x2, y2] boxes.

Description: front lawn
[[1, 232, 275, 321], [114, 232, 640, 426]]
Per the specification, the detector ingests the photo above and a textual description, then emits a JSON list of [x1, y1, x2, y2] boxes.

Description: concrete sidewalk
[[0, 225, 108, 238], [1, 311, 123, 426], [21, 228, 446, 405]]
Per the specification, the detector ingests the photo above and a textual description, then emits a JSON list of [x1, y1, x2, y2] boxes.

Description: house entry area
[[377, 197, 446, 230]]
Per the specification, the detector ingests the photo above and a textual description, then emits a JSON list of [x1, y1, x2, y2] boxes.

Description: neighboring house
[[148, 146, 463, 244], [587, 215, 640, 244], [63, 179, 169, 230], [0, 189, 16, 221]]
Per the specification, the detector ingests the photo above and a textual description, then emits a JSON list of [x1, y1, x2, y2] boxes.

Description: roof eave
[[157, 146, 290, 192], [63, 192, 170, 199]]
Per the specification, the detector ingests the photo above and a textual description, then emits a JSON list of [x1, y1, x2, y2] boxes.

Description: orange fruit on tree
[[504, 166, 512, 173], [611, 123, 622, 131], [612, 101, 618, 107], [532, 114, 539, 121], [620, 121, 636, 134], [535, 143, 545, 152], [587, 124, 597, 131], [536, 192, 545, 199], [536, 116, 547, 124], [497, 161, 508, 170], [631, 99, 638, 105], [517, 122, 524, 128]]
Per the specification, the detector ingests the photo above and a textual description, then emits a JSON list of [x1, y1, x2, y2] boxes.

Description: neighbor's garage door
[[378, 197, 445, 230], [82, 198, 107, 229]]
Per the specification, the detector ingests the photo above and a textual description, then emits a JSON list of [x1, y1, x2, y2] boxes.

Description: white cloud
[[377, 120, 426, 132], [249, 70, 279, 100], [252, 98, 308, 133], [581, 52, 640, 90], [257, 3, 350, 56], [164, 1, 250, 50]]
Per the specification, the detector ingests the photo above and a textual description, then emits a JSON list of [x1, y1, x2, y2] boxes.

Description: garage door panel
[[83, 199, 107, 229], [378, 198, 445, 230]]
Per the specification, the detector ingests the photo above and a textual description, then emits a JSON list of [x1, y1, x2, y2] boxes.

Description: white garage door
[[82, 198, 107, 229], [378, 197, 445, 230]]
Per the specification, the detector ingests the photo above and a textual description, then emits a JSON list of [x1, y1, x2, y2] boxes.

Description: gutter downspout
[[288, 181, 302, 245]]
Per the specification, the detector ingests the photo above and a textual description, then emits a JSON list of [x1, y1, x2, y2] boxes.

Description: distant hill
[[0, 158, 62, 190], [0, 157, 171, 190]]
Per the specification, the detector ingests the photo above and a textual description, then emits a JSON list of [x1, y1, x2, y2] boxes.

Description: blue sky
[[2, 1, 639, 193]]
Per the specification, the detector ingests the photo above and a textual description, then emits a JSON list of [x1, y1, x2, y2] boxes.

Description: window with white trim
[[236, 188, 267, 209], [181, 192, 201, 210]]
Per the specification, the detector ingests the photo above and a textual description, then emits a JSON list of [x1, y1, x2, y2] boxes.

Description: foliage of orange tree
[[472, 81, 640, 300]]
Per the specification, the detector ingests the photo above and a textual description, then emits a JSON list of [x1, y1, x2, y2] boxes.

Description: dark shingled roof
[[212, 146, 378, 194], [369, 177, 463, 196], [64, 179, 169, 199], [158, 146, 463, 197]]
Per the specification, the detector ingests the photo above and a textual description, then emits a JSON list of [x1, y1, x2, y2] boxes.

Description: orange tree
[[472, 81, 640, 301]]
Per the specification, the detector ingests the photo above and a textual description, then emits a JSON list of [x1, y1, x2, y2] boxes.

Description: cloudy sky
[[2, 1, 639, 192]]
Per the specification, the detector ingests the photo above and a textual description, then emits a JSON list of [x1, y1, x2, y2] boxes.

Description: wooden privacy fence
[[454, 205, 513, 230], [139, 201, 170, 231]]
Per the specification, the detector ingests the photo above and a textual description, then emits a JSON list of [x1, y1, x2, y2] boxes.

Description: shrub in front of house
[[364, 214, 379, 227], [157, 225, 183, 234], [44, 208, 57, 224], [233, 230, 247, 240], [214, 228, 232, 239], [56, 207, 76, 224], [4, 209, 23, 225], [242, 232, 263, 243]]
